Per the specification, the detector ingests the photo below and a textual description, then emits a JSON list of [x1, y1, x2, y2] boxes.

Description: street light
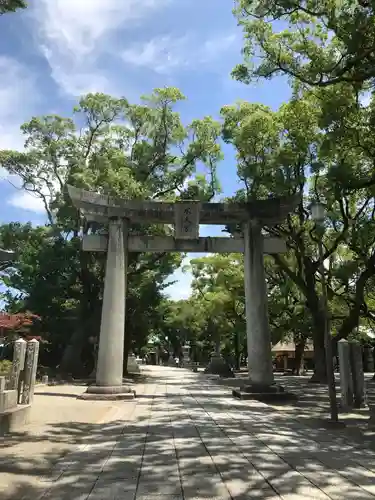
[[310, 201, 341, 425]]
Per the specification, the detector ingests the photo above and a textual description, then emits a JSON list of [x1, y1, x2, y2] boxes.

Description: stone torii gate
[[67, 185, 299, 400], [0, 249, 15, 261]]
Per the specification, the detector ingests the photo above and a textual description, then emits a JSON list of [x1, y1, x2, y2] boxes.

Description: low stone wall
[[0, 388, 18, 412], [0, 338, 40, 436], [0, 404, 31, 436]]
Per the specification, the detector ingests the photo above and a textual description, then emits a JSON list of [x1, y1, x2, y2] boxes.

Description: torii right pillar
[[244, 221, 274, 387], [233, 219, 295, 401]]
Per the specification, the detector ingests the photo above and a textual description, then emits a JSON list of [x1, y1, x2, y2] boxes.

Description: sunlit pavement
[[3, 365, 375, 499]]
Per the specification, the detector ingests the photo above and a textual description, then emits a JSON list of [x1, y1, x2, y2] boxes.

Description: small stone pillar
[[349, 341, 366, 408], [363, 347, 374, 372], [167, 354, 176, 366], [338, 339, 353, 411], [127, 353, 140, 374], [243, 222, 274, 387], [21, 339, 40, 404], [9, 338, 26, 391], [205, 352, 234, 378]]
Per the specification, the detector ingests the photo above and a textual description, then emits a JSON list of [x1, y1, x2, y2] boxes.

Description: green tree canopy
[[0, 0, 27, 15], [221, 86, 375, 380], [232, 0, 375, 89], [0, 88, 223, 375]]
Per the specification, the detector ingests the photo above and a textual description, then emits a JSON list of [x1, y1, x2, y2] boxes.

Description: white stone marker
[[9, 338, 26, 392], [21, 339, 40, 405]]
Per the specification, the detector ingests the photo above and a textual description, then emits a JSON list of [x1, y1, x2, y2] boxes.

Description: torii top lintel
[[67, 185, 300, 226], [0, 249, 15, 262]]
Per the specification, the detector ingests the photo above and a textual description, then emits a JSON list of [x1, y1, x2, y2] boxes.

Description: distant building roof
[[272, 341, 314, 353]]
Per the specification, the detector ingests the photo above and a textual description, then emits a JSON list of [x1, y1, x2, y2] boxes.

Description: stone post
[[243, 221, 274, 388], [349, 341, 366, 408], [363, 347, 374, 372], [86, 217, 132, 397], [21, 339, 40, 405], [127, 353, 140, 374], [338, 339, 353, 411], [9, 338, 26, 392]]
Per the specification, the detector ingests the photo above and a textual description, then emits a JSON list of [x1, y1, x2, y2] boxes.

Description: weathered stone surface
[[21, 339, 40, 405], [205, 354, 234, 378], [0, 404, 31, 436], [174, 201, 200, 240], [9, 338, 26, 392], [95, 218, 129, 391], [88, 480, 137, 499], [82, 234, 287, 255], [4, 366, 375, 498], [68, 185, 300, 225], [127, 354, 140, 374], [0, 248, 15, 261], [243, 222, 274, 387], [232, 384, 296, 402], [78, 385, 136, 400], [0, 389, 17, 412]]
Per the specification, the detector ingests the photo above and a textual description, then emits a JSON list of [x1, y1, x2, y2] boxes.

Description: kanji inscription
[[174, 201, 200, 240]]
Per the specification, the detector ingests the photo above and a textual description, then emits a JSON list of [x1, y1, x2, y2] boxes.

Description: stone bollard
[[0, 376, 6, 393], [349, 341, 366, 409], [363, 347, 374, 372], [127, 353, 140, 374], [338, 339, 353, 411], [368, 404, 375, 429], [9, 338, 26, 393], [21, 339, 40, 405], [41, 375, 49, 385]]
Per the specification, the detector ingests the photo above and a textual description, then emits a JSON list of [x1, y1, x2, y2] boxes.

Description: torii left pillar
[[80, 217, 134, 400]]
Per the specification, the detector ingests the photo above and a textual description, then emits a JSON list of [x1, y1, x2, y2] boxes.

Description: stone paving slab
[[2, 367, 375, 499]]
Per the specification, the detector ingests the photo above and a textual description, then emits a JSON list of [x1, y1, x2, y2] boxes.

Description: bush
[[0, 359, 12, 375]]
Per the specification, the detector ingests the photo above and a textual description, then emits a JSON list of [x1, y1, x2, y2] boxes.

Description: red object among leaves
[[0, 312, 40, 331]]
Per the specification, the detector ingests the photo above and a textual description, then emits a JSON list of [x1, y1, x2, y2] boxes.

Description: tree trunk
[[123, 313, 132, 376], [304, 263, 327, 383], [59, 327, 86, 376], [294, 337, 306, 375], [234, 330, 240, 370]]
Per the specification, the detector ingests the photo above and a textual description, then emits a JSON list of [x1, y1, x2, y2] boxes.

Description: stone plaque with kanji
[[174, 201, 200, 240]]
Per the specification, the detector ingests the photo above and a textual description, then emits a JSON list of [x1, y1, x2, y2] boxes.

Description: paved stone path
[[2, 366, 375, 499]]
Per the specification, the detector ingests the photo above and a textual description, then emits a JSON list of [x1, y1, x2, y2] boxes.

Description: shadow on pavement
[[1, 367, 375, 500]]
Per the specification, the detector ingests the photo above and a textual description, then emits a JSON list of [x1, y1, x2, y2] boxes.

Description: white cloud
[[7, 190, 46, 213], [0, 57, 45, 212], [0, 56, 37, 151], [0, 56, 39, 186], [121, 32, 239, 75], [360, 91, 372, 107], [33, 0, 172, 97], [122, 35, 189, 74]]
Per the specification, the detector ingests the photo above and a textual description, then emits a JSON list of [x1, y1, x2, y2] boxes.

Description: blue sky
[[0, 0, 291, 301]]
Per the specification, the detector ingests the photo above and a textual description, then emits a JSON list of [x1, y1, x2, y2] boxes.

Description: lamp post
[[310, 201, 340, 425]]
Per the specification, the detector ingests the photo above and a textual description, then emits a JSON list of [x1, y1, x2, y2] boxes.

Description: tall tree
[[0, 0, 27, 15], [221, 88, 375, 381], [0, 88, 222, 375], [232, 0, 375, 89]]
